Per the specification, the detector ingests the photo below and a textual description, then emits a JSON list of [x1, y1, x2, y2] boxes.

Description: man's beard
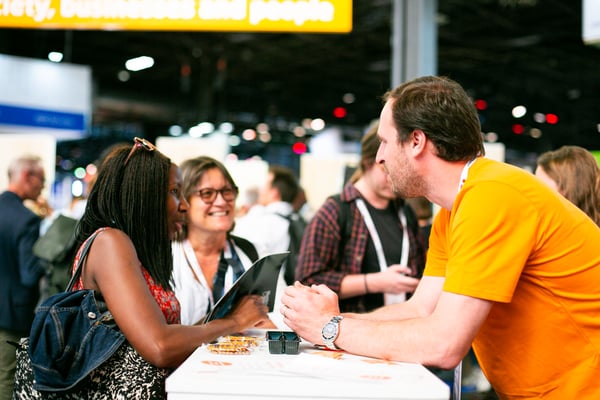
[[389, 169, 424, 199]]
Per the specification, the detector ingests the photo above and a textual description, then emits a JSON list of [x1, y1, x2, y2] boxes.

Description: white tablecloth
[[166, 331, 450, 400]]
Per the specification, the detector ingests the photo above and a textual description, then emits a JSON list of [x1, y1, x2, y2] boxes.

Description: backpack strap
[[275, 212, 305, 286], [230, 235, 259, 263]]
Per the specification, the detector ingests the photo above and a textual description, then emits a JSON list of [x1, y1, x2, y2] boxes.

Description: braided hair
[[73, 141, 174, 290]]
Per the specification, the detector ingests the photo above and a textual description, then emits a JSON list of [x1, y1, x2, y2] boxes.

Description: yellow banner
[[0, 0, 352, 33]]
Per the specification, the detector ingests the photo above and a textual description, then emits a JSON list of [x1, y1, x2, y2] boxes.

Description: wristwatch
[[321, 315, 343, 350]]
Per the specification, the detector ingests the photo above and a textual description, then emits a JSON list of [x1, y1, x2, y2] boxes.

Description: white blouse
[[171, 239, 254, 325]]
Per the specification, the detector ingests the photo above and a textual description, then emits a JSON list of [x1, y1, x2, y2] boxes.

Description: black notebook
[[203, 252, 289, 323]]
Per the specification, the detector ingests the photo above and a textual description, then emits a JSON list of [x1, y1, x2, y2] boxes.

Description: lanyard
[[183, 238, 244, 311], [182, 240, 214, 313], [355, 198, 409, 270], [355, 198, 409, 304], [458, 158, 477, 192], [212, 239, 245, 301]]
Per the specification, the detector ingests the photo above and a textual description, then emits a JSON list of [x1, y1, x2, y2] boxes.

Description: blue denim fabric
[[28, 289, 125, 392]]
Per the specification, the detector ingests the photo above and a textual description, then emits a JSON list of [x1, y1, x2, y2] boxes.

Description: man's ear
[[410, 129, 428, 154]]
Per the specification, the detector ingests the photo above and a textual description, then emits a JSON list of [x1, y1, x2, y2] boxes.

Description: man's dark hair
[[74, 142, 174, 290], [384, 76, 485, 162], [270, 165, 299, 204]]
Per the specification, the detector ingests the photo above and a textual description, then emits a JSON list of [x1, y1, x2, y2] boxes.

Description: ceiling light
[[485, 132, 498, 143], [71, 179, 84, 197], [189, 122, 214, 137], [219, 122, 234, 134], [310, 118, 326, 131], [48, 52, 63, 63], [125, 56, 154, 72], [512, 105, 527, 118], [533, 113, 545, 123], [169, 125, 183, 136], [117, 70, 130, 82], [258, 132, 272, 143], [242, 129, 257, 141], [256, 122, 269, 134], [530, 128, 542, 138], [293, 126, 306, 137], [228, 136, 241, 147]]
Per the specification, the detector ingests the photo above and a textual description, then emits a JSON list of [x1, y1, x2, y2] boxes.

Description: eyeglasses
[[124, 137, 156, 165], [193, 187, 238, 203]]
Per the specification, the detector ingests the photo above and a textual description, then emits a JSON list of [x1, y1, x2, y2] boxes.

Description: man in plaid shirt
[[295, 125, 426, 313]]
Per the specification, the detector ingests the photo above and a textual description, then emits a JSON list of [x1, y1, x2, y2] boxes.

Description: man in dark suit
[[0, 155, 47, 400]]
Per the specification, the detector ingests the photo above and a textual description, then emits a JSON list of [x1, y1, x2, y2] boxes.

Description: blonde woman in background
[[535, 145, 600, 226]]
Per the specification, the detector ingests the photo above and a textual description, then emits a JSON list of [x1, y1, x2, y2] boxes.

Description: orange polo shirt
[[426, 158, 600, 399]]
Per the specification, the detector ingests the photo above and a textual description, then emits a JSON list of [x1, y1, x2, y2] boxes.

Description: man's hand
[[372, 264, 420, 294], [280, 281, 341, 345]]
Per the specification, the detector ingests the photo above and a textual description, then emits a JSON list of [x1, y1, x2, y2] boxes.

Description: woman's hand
[[226, 295, 270, 331]]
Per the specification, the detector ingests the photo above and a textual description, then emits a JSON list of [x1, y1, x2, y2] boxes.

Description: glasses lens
[[221, 188, 237, 201], [198, 189, 217, 203]]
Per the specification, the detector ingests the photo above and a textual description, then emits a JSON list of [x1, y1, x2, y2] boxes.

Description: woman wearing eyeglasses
[[171, 156, 275, 326]]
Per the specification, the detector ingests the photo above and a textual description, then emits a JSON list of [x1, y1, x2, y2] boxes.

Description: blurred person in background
[[295, 124, 426, 313], [0, 155, 47, 400], [405, 196, 433, 250], [535, 145, 600, 226], [171, 156, 273, 326], [233, 164, 301, 328], [233, 165, 300, 256], [235, 185, 259, 218], [292, 186, 314, 222]]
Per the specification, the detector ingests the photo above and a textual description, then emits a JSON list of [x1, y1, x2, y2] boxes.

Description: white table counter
[[166, 331, 450, 400]]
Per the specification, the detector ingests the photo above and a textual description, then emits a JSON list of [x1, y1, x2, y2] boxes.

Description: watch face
[[322, 322, 337, 339]]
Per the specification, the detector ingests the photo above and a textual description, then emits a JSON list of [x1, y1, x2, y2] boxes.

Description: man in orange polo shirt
[[281, 76, 600, 399]]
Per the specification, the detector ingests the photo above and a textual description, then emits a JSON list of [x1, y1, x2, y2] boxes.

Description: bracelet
[[363, 274, 370, 294]]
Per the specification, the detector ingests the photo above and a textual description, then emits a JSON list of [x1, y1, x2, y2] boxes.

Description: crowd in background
[[2, 77, 600, 399]]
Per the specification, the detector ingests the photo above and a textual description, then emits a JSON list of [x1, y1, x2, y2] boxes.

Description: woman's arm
[[84, 229, 269, 368]]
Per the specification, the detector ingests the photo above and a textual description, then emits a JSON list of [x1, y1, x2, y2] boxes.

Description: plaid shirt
[[295, 183, 426, 313]]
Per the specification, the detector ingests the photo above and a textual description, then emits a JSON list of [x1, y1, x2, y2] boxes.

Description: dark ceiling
[[1, 0, 599, 161]]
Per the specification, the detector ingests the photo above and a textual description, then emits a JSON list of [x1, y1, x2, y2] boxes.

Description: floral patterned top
[[72, 227, 181, 324]]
